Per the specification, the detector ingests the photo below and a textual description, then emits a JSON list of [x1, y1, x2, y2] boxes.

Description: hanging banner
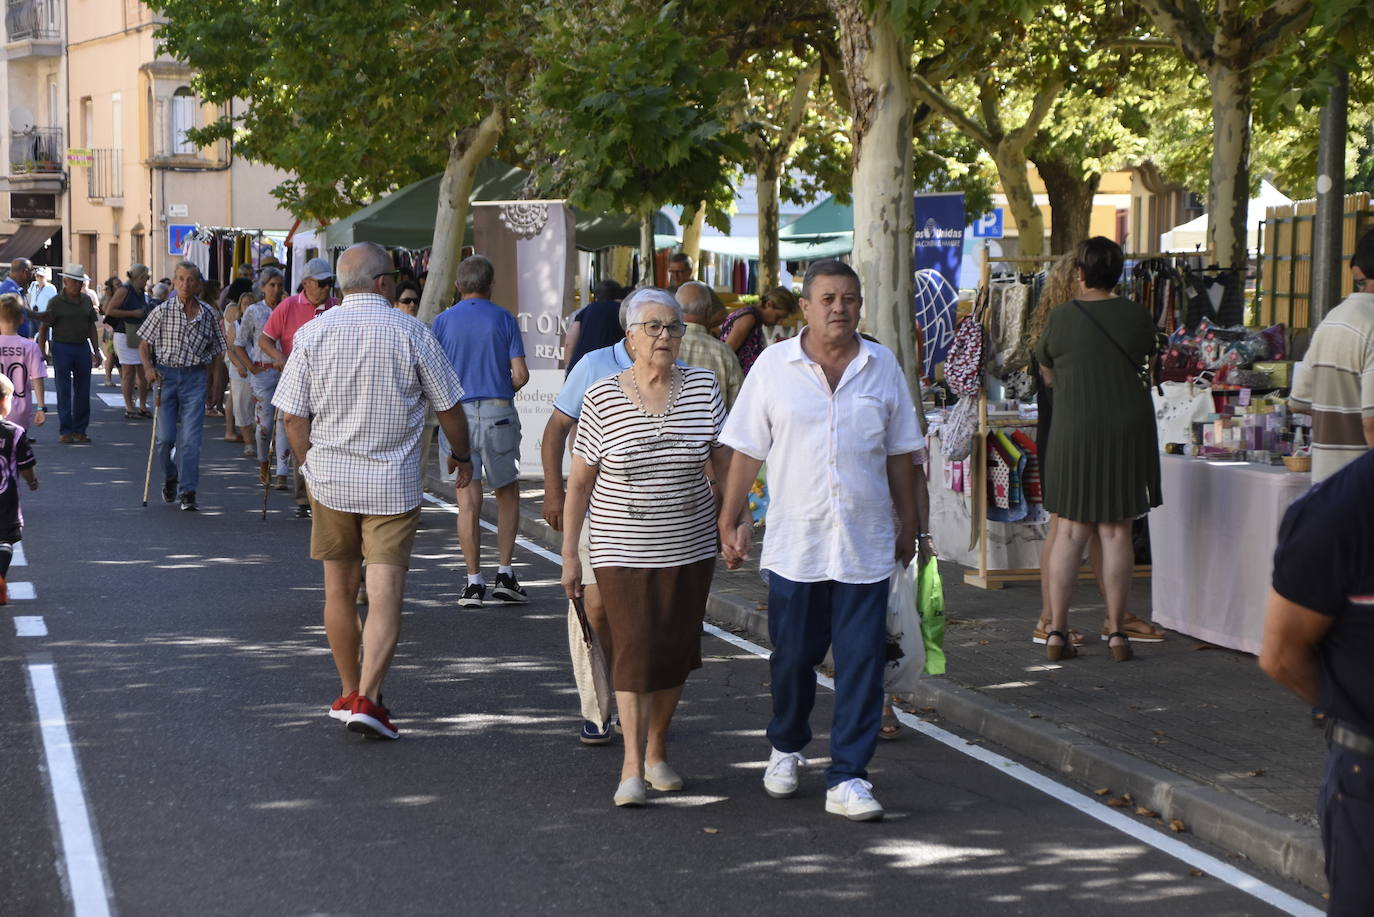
[[913, 193, 965, 376], [471, 201, 578, 478]]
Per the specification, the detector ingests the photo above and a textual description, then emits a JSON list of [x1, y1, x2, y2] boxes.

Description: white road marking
[[26, 662, 114, 917], [13, 541, 25, 566], [43, 389, 55, 405], [420, 490, 1323, 916], [14, 615, 46, 636], [9, 581, 36, 600], [701, 622, 1321, 917], [95, 394, 125, 409]]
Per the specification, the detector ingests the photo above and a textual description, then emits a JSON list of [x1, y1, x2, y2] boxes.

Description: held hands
[[561, 555, 582, 599], [719, 517, 752, 569], [446, 455, 473, 490]]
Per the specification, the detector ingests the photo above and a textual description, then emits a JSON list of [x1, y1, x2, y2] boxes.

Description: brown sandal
[[1106, 631, 1133, 662], [1045, 630, 1078, 662]]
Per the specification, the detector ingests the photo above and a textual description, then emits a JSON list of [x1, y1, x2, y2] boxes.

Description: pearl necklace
[[628, 365, 681, 433]]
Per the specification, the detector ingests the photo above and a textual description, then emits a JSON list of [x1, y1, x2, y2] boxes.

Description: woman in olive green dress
[[1034, 237, 1161, 662]]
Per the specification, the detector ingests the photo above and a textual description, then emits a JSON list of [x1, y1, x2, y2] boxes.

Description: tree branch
[[1135, 0, 1213, 65], [777, 60, 822, 154], [1249, 0, 1315, 62], [1006, 78, 1064, 153], [909, 71, 994, 150]]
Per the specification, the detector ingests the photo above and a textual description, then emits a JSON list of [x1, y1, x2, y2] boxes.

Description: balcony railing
[[6, 0, 59, 41], [88, 148, 123, 200], [9, 127, 62, 174]]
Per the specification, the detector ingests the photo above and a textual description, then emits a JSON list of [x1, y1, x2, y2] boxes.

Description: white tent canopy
[[1158, 180, 1292, 255]]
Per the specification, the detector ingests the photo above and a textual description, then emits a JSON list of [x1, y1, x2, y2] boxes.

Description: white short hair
[[622, 287, 682, 328]]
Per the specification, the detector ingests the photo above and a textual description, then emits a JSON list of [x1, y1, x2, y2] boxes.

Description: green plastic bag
[[918, 558, 946, 675]]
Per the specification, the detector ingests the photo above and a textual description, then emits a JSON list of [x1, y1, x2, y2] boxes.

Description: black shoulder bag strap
[[1072, 299, 1156, 393]]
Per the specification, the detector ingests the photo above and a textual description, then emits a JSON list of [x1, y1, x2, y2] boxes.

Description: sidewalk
[[433, 473, 1327, 894]]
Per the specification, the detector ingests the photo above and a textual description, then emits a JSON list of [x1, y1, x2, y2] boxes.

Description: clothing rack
[[963, 247, 1154, 590]]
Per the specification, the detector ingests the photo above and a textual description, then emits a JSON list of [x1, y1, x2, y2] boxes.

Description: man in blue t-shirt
[[1261, 450, 1374, 915], [431, 255, 529, 608], [0, 258, 37, 338]]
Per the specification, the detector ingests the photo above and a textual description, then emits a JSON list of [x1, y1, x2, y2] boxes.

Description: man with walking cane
[[138, 261, 227, 512]]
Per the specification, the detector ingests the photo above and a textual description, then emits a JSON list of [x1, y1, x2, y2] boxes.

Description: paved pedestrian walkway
[[479, 481, 1326, 893]]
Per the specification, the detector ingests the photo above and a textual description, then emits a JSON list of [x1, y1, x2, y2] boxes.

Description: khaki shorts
[[579, 521, 596, 587], [310, 500, 422, 568]]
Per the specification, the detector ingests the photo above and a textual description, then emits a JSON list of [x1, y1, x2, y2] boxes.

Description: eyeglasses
[[398, 296, 420, 305], [630, 320, 687, 338], [1355, 275, 1368, 293]]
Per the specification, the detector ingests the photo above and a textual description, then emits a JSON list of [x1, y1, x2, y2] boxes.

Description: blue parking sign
[[168, 223, 196, 256], [971, 209, 1004, 239]]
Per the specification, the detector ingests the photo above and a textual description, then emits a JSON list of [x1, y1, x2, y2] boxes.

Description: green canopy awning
[[321, 159, 666, 252], [780, 195, 852, 237], [694, 232, 853, 260]]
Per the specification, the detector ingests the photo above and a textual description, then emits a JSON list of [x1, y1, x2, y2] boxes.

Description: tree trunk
[[1206, 64, 1252, 272], [680, 201, 706, 269], [995, 150, 1045, 259], [831, 0, 919, 399], [1034, 156, 1101, 255], [756, 160, 782, 292], [638, 208, 655, 287], [419, 107, 504, 325]]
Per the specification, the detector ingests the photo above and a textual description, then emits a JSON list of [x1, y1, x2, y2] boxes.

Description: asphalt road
[[0, 385, 1327, 916]]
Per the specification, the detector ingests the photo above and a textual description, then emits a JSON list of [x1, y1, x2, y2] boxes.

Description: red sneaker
[[0, 575, 7, 605], [328, 690, 358, 722], [347, 695, 399, 740]]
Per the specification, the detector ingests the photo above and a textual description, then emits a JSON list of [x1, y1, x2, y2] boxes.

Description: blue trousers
[[766, 574, 889, 788], [51, 341, 92, 436], [1321, 743, 1374, 916], [154, 365, 208, 496]]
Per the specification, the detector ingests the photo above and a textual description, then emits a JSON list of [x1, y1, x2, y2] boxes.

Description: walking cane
[[141, 381, 161, 506], [262, 408, 281, 520]]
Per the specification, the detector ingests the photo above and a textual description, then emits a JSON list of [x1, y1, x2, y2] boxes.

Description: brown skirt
[[593, 557, 716, 693]]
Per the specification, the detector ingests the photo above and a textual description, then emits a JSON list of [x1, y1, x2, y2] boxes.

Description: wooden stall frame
[[962, 246, 1164, 590]]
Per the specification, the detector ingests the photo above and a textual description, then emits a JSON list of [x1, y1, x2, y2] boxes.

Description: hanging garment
[[991, 281, 1031, 373]]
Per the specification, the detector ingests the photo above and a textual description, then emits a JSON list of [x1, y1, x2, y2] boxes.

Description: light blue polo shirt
[[554, 341, 632, 420]]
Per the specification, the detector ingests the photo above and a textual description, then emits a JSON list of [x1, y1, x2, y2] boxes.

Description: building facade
[[65, 0, 292, 284], [1, 0, 66, 268]]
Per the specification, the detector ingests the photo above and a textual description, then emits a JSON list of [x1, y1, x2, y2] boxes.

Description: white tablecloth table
[[1150, 455, 1311, 654]]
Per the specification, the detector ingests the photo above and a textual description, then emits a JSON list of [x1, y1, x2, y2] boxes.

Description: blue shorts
[[447, 399, 521, 488]]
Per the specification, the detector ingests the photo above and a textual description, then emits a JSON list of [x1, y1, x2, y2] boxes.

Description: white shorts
[[113, 332, 141, 366]]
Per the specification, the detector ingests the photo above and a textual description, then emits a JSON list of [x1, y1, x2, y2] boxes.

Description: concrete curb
[[427, 474, 1325, 893]]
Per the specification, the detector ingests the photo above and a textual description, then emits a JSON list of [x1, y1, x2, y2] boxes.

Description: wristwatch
[[451, 452, 471, 464]]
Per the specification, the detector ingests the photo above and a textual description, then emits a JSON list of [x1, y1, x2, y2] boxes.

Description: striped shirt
[[138, 297, 227, 367], [573, 366, 724, 568], [272, 293, 465, 515], [1290, 293, 1374, 482]]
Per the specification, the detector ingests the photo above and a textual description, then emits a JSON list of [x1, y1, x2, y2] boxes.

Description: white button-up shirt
[[272, 293, 464, 515], [721, 331, 924, 584]]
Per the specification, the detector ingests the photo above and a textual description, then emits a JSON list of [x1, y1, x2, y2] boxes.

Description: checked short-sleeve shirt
[[138, 297, 227, 367], [272, 293, 465, 515]]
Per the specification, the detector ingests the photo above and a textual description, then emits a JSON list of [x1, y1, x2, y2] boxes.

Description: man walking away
[[565, 280, 625, 372], [1290, 229, 1374, 482], [718, 260, 922, 822], [432, 255, 530, 608], [1261, 450, 1374, 915], [676, 281, 743, 408], [138, 261, 227, 512], [274, 242, 472, 740]]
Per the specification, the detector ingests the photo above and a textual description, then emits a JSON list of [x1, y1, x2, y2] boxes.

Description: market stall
[[1150, 456, 1310, 653]]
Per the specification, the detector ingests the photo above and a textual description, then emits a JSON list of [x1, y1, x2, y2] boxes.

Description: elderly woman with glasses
[[561, 287, 746, 808]]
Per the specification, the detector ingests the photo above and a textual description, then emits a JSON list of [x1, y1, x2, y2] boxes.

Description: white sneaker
[[763, 748, 806, 798], [825, 778, 885, 821]]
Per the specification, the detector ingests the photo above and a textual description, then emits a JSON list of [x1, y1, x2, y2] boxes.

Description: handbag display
[[944, 291, 988, 397], [1152, 378, 1213, 448], [940, 397, 978, 461]]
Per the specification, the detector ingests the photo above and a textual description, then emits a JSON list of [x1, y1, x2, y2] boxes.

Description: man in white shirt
[[27, 267, 56, 315], [718, 260, 923, 822]]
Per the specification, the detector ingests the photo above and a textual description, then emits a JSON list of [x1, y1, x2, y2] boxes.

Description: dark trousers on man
[[766, 574, 888, 789], [1321, 743, 1374, 915]]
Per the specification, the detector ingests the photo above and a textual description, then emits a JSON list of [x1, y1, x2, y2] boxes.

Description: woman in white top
[[562, 288, 749, 808]]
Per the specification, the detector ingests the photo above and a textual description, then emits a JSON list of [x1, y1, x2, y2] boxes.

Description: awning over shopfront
[[322, 159, 670, 252], [0, 223, 58, 263], [693, 231, 853, 260], [780, 195, 852, 238]]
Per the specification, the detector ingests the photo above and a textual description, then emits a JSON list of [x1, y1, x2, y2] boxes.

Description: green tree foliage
[[522, 0, 749, 266]]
